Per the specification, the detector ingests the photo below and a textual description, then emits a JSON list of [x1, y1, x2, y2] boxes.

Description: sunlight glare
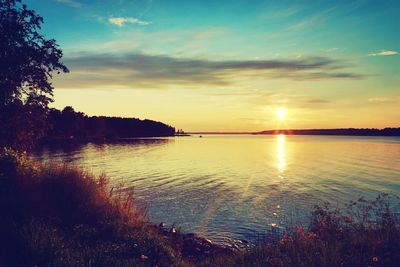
[[276, 107, 287, 121], [277, 134, 286, 172]]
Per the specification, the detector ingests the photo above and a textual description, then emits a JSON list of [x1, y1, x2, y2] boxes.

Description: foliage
[[0, 100, 48, 150], [200, 195, 400, 267], [0, 150, 188, 266], [0, 0, 68, 150], [45, 106, 176, 140], [0, 0, 68, 106]]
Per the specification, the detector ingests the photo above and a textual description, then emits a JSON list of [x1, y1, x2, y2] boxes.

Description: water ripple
[[33, 135, 400, 245]]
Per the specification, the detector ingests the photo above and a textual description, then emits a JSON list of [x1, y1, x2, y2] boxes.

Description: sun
[[276, 107, 287, 121]]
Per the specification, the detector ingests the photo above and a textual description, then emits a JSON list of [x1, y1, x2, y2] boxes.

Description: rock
[[203, 238, 213, 245], [240, 239, 248, 245], [140, 255, 148, 261]]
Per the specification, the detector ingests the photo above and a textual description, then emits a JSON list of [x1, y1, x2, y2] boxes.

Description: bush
[[200, 195, 400, 267], [0, 149, 187, 267]]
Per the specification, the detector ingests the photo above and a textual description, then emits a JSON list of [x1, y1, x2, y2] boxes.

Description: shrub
[[200, 195, 400, 267], [0, 149, 188, 266]]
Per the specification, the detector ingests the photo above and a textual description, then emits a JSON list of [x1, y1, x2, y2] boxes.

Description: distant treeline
[[257, 128, 400, 136], [45, 106, 175, 141]]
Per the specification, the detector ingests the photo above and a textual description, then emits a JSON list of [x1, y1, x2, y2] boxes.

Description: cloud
[[55, 0, 82, 8], [108, 17, 150, 27], [323, 48, 339, 53], [274, 72, 364, 80], [210, 90, 278, 97], [288, 7, 336, 32], [56, 52, 364, 89], [262, 5, 303, 20], [368, 97, 400, 104], [303, 98, 331, 104], [368, 50, 399, 56]]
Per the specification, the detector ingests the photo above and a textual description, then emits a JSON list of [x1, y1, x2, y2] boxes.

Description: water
[[33, 135, 400, 244]]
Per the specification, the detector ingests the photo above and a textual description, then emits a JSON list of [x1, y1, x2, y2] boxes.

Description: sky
[[25, 0, 400, 132]]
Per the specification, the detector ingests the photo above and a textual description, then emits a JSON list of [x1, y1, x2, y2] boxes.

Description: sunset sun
[[276, 107, 287, 121]]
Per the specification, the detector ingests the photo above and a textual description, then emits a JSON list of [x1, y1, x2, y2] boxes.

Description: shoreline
[[189, 127, 400, 136], [1, 149, 399, 266]]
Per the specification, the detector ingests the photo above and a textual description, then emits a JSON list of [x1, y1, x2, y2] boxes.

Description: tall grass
[[200, 195, 400, 267], [0, 149, 188, 266], [1, 148, 399, 266]]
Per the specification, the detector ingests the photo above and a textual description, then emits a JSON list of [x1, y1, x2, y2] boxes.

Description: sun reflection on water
[[277, 134, 286, 172]]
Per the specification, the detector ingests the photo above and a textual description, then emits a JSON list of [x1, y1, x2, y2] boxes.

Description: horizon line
[[188, 127, 400, 134]]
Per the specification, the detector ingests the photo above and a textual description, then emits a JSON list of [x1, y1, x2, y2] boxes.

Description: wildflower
[[372, 256, 378, 262], [307, 232, 317, 238], [295, 225, 304, 235]]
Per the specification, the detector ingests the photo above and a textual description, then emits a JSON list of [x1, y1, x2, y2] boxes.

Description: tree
[[0, 0, 68, 149], [0, 0, 68, 106]]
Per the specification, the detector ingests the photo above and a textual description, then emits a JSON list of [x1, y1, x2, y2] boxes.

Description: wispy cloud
[[56, 52, 364, 89], [368, 96, 400, 103], [288, 7, 336, 32], [368, 50, 399, 56], [55, 0, 82, 8], [261, 5, 303, 20], [304, 98, 331, 104], [209, 91, 332, 108], [210, 90, 278, 97], [108, 17, 150, 27], [323, 48, 339, 53]]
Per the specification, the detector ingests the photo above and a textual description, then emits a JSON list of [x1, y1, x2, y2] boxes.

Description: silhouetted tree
[[0, 0, 68, 149], [44, 107, 176, 142]]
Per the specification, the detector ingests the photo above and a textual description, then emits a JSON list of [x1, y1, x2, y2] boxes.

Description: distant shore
[[191, 127, 400, 137]]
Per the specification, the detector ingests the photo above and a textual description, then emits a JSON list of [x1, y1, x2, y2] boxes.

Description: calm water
[[34, 135, 400, 244]]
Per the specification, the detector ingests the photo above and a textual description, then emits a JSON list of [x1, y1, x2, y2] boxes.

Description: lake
[[33, 135, 400, 245]]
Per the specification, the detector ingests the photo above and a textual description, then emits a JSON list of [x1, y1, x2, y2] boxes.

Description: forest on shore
[[1, 103, 175, 150], [257, 128, 400, 136], [46, 106, 175, 141]]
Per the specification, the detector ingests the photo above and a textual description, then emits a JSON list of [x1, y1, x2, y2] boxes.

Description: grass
[[200, 195, 400, 267], [0, 149, 188, 266], [0, 148, 399, 266]]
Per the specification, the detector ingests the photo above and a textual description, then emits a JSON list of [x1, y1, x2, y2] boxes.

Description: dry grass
[[0, 149, 188, 266], [1, 148, 399, 267], [199, 195, 400, 267]]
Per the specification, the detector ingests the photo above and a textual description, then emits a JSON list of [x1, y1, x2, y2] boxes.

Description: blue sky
[[25, 0, 400, 131]]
